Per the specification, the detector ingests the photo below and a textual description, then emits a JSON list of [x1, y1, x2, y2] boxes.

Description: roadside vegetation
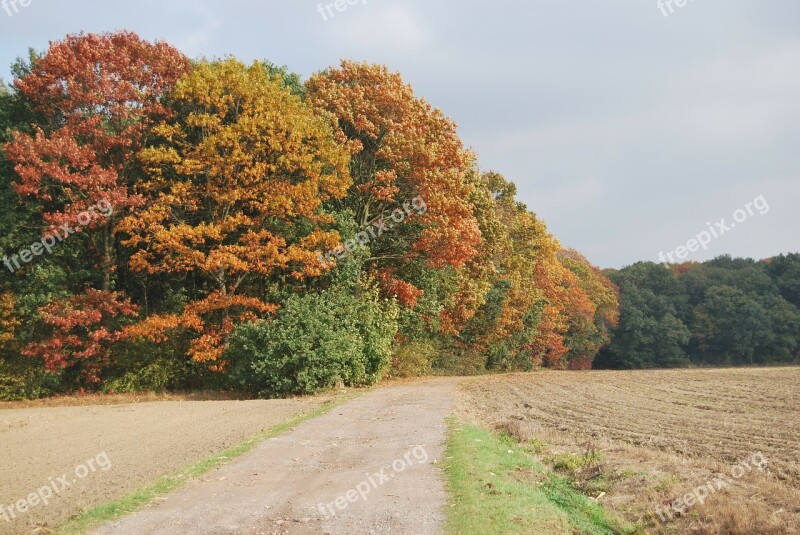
[[444, 419, 640, 535], [0, 31, 620, 400]]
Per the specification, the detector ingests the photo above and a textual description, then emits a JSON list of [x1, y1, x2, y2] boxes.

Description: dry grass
[[455, 368, 800, 534]]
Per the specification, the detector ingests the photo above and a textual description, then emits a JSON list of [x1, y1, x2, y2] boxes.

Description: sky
[[1, 0, 798, 268]]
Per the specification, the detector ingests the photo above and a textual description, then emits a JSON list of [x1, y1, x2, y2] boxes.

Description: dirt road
[[92, 378, 458, 535], [0, 393, 346, 535]]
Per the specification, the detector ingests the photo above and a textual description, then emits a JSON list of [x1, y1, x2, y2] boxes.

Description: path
[[92, 378, 459, 535]]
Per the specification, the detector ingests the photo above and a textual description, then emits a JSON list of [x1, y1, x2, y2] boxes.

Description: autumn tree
[[306, 62, 482, 311], [558, 249, 619, 369], [23, 289, 138, 384], [457, 173, 560, 371], [120, 59, 351, 364], [5, 31, 190, 291]]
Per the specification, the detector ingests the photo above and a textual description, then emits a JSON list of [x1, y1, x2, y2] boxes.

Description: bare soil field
[[454, 367, 800, 534], [0, 390, 352, 535]]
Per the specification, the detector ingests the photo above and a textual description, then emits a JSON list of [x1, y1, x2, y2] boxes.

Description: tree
[[23, 289, 138, 384], [119, 59, 351, 364], [559, 249, 620, 369], [765, 254, 800, 309], [4, 31, 190, 291], [595, 263, 690, 368], [306, 62, 482, 306], [757, 295, 800, 362], [691, 286, 770, 365]]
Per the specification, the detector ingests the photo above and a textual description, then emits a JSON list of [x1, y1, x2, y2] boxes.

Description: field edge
[[442, 417, 638, 535], [56, 389, 366, 535]]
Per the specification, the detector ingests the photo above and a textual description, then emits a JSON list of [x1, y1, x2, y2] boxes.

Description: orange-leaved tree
[[467, 174, 554, 362], [306, 62, 482, 311], [5, 31, 191, 291], [558, 249, 620, 369], [119, 59, 351, 364]]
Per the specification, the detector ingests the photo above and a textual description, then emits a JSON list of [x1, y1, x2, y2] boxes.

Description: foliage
[[118, 59, 351, 364], [225, 287, 398, 397], [388, 337, 437, 378], [100, 337, 203, 393], [8, 30, 794, 397], [22, 289, 139, 385], [306, 61, 482, 310], [596, 258, 800, 369], [5, 31, 190, 291]]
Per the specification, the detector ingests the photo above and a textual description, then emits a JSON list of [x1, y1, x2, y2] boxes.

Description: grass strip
[[444, 419, 638, 535]]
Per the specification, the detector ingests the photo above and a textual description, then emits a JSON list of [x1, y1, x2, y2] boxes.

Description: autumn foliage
[[5, 32, 190, 291], [0, 31, 620, 398], [118, 59, 350, 363], [307, 62, 482, 300], [22, 290, 138, 383]]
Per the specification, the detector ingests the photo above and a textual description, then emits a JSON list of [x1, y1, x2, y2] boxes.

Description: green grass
[[444, 420, 640, 535], [545, 451, 605, 472], [57, 391, 363, 534]]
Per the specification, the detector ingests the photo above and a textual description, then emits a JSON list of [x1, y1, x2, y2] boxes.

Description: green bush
[[225, 288, 398, 398], [389, 338, 438, 378], [101, 361, 183, 394], [0, 355, 60, 401], [100, 337, 206, 394]]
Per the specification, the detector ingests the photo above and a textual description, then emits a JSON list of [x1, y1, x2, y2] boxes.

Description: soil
[[90, 378, 459, 535], [453, 368, 800, 534], [0, 391, 348, 535]]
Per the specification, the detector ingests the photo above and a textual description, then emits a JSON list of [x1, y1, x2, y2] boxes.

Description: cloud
[[326, 4, 427, 52], [0, 0, 797, 267]]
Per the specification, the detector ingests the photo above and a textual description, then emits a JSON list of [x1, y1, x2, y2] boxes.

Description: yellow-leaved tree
[[120, 59, 351, 365]]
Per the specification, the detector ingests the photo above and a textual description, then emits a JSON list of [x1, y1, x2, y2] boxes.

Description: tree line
[[0, 31, 620, 399], [596, 255, 800, 369], [0, 32, 796, 400]]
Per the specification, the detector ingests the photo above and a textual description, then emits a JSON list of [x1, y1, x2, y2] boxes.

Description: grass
[[57, 390, 363, 534], [444, 419, 641, 535], [546, 451, 605, 472]]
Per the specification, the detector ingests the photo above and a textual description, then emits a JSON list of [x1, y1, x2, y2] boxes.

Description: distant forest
[[596, 255, 800, 369]]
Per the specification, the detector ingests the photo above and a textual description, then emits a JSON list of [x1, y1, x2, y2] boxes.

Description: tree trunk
[[101, 222, 113, 292]]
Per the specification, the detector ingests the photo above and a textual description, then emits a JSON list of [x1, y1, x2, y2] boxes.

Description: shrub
[[389, 338, 437, 378], [100, 337, 201, 393], [225, 288, 397, 398], [0, 356, 60, 401]]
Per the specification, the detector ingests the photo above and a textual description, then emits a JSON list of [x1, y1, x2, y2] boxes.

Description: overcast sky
[[1, 0, 798, 268]]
